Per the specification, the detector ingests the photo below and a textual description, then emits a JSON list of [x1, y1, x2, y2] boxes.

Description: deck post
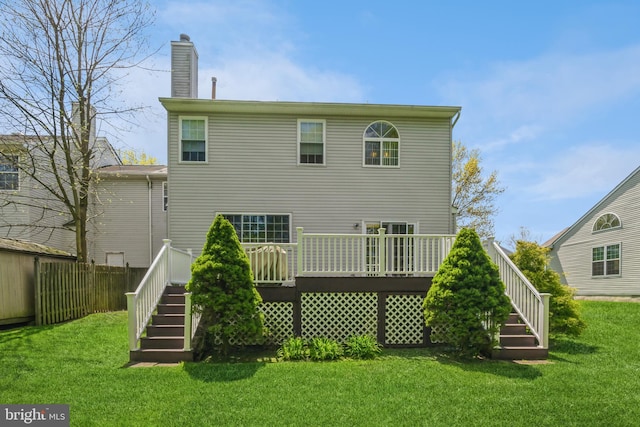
[[540, 293, 551, 349], [296, 227, 304, 277], [183, 292, 192, 351], [126, 292, 137, 351], [163, 239, 172, 284], [378, 228, 386, 276]]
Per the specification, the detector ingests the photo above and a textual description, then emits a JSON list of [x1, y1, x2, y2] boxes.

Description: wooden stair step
[[146, 325, 185, 337], [492, 346, 548, 360], [157, 304, 186, 315], [151, 314, 185, 325], [500, 334, 537, 347], [130, 349, 193, 363], [501, 324, 527, 335], [140, 336, 185, 350]]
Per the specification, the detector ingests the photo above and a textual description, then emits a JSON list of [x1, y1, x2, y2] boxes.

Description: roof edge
[[159, 98, 461, 119]]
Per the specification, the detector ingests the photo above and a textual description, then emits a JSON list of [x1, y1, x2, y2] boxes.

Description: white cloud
[[445, 44, 640, 149], [526, 143, 640, 201]]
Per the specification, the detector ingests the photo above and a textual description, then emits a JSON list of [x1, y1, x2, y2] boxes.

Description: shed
[[0, 238, 75, 325]]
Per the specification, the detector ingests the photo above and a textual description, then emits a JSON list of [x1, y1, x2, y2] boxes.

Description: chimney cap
[[179, 33, 191, 42]]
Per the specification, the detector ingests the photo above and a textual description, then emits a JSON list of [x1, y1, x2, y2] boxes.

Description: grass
[[1, 301, 639, 426]]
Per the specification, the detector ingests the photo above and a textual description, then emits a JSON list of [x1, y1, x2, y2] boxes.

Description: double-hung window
[[298, 119, 325, 165], [180, 117, 207, 162], [0, 154, 19, 190], [363, 121, 399, 167], [592, 244, 620, 276], [222, 214, 291, 243], [162, 182, 168, 211]]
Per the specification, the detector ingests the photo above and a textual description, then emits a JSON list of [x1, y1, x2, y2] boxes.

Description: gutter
[[146, 175, 153, 265]]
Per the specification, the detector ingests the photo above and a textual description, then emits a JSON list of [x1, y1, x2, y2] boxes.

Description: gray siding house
[[160, 35, 461, 254], [547, 165, 640, 296], [0, 115, 167, 267], [91, 165, 168, 267]]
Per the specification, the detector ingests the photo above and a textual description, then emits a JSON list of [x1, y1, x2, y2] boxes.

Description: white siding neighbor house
[[160, 35, 461, 255], [0, 116, 168, 267], [546, 165, 640, 296]]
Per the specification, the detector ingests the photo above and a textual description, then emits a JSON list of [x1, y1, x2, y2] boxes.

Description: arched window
[[593, 213, 621, 232], [363, 121, 399, 167]]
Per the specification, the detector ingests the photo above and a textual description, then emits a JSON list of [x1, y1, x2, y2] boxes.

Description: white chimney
[[170, 34, 198, 98]]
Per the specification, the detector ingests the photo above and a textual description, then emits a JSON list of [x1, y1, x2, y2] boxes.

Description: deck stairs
[[129, 285, 194, 363], [494, 311, 548, 360]]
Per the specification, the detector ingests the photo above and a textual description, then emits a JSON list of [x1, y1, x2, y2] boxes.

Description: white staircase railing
[[484, 239, 551, 349], [126, 239, 194, 352]]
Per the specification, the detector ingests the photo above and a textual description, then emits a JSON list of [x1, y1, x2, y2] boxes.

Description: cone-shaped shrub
[[423, 228, 511, 357], [510, 240, 586, 337], [187, 215, 265, 355]]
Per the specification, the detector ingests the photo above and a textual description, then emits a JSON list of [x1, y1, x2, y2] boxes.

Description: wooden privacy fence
[[35, 259, 147, 326]]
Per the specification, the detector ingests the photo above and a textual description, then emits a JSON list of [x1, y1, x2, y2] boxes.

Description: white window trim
[[217, 212, 293, 243], [592, 212, 622, 233], [362, 120, 401, 168], [178, 116, 208, 164], [162, 181, 168, 212], [297, 119, 326, 166], [0, 153, 20, 191], [591, 242, 621, 278]]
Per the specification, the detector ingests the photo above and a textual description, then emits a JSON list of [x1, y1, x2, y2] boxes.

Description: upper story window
[[298, 119, 325, 165], [0, 154, 19, 190], [593, 213, 621, 232], [363, 121, 399, 167], [162, 181, 168, 211], [180, 117, 207, 162], [222, 214, 291, 243]]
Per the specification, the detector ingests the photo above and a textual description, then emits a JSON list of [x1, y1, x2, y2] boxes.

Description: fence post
[[126, 292, 137, 351], [296, 227, 304, 277], [540, 293, 551, 349], [378, 228, 386, 276], [163, 239, 172, 284], [34, 256, 42, 326], [183, 292, 192, 351]]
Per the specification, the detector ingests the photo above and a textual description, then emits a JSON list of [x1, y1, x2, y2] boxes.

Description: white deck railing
[[126, 240, 195, 352], [484, 239, 551, 349], [294, 227, 456, 277]]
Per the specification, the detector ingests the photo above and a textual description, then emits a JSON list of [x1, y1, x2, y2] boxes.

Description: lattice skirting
[[385, 294, 424, 345], [301, 292, 377, 342], [261, 301, 294, 345]]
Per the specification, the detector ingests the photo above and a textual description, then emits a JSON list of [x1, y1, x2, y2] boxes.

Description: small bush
[[308, 337, 343, 361], [277, 337, 309, 361], [344, 335, 382, 359]]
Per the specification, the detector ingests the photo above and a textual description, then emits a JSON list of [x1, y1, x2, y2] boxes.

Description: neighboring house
[[546, 165, 640, 295], [91, 165, 167, 267], [160, 34, 461, 254], [0, 110, 167, 267]]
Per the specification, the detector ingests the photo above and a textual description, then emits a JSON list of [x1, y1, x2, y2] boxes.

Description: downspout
[[146, 175, 153, 265]]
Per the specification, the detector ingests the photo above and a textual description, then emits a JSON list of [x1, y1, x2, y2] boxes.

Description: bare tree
[[452, 141, 505, 239], [0, 0, 155, 261]]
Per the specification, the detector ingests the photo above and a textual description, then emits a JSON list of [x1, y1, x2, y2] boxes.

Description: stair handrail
[[484, 239, 551, 349], [126, 239, 172, 351]]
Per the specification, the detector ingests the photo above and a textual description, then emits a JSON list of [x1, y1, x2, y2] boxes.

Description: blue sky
[[115, 0, 640, 244]]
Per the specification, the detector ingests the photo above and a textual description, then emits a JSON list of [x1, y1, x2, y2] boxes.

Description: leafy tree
[[120, 149, 157, 165], [0, 0, 154, 262], [423, 228, 512, 357], [187, 215, 265, 355], [510, 240, 586, 337], [452, 141, 505, 239]]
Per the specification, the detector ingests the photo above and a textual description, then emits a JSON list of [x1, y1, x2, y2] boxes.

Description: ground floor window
[[222, 214, 291, 243], [592, 243, 620, 276]]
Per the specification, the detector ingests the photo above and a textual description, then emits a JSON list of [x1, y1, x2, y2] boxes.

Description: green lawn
[[1, 301, 639, 426]]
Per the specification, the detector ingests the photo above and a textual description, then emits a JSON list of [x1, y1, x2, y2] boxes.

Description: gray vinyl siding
[[168, 112, 453, 254], [91, 177, 167, 267], [549, 169, 640, 295]]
